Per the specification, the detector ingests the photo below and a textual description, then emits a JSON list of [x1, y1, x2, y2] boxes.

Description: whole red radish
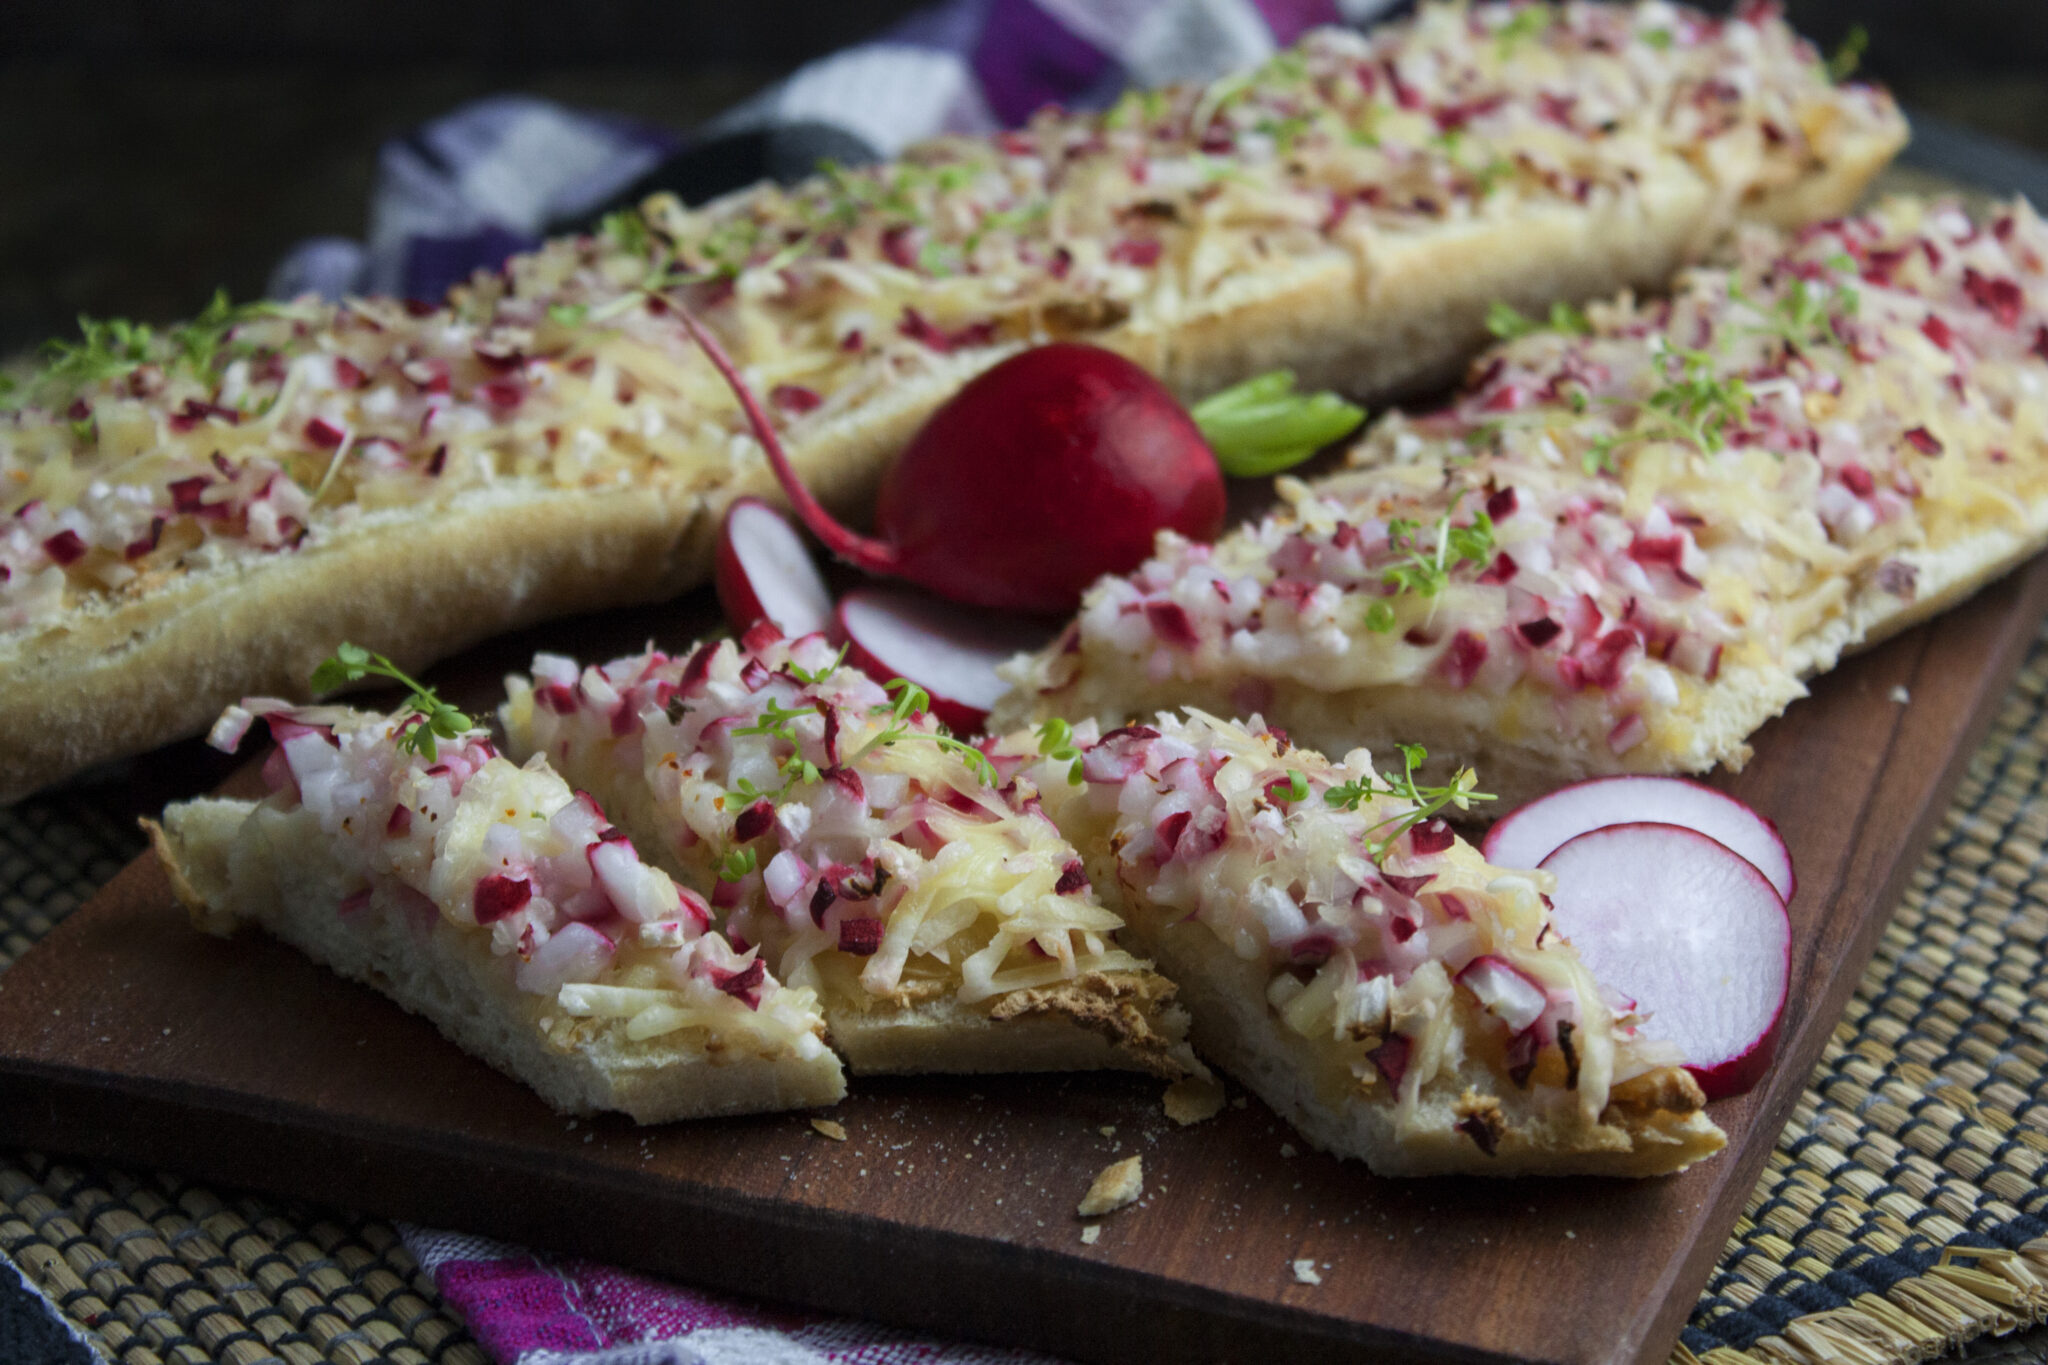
[[873, 344, 1226, 611], [678, 313, 1225, 613]]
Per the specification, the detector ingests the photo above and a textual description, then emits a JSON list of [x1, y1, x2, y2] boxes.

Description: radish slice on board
[[833, 586, 1050, 735], [1483, 775, 1795, 901], [715, 497, 833, 638], [1540, 822, 1791, 1101]]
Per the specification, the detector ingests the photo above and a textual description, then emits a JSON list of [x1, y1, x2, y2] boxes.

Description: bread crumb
[[1291, 1259, 1322, 1286], [1163, 1072, 1226, 1125], [1565, 1230, 1576, 1239], [1080, 1224, 1102, 1245], [1078, 1155, 1143, 1217], [1280, 1143, 1298, 1158], [1889, 684, 1911, 704], [810, 1119, 848, 1141], [1098, 1125, 1116, 1138]]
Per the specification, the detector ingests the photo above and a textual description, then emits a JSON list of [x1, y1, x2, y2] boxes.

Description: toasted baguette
[[1015, 712, 1725, 1176], [149, 800, 844, 1121], [499, 632, 1198, 1080], [996, 197, 2048, 806], [1, 6, 1902, 802], [150, 703, 846, 1122]]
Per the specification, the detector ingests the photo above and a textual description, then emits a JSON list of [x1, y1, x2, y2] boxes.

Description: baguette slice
[[996, 196, 2048, 805], [500, 627, 1198, 1079], [149, 701, 845, 1121], [2, 4, 1904, 802], [1014, 711, 1725, 1176]]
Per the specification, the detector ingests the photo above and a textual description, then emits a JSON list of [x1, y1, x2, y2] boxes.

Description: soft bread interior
[[824, 971, 1192, 1079], [148, 799, 847, 1122], [530, 729, 1198, 1080]]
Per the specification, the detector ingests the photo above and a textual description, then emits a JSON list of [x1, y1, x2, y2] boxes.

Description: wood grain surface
[[4, 560, 2046, 1365]]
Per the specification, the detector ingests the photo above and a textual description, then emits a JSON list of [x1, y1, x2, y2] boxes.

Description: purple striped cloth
[[272, 0, 1393, 304], [290, 2, 1397, 1360]]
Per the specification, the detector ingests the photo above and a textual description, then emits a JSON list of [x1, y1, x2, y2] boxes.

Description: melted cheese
[[501, 631, 1139, 1011]]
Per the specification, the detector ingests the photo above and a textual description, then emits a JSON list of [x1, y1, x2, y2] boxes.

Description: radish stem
[[677, 309, 901, 575]]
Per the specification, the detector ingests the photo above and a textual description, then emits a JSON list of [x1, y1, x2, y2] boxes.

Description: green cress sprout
[[859, 679, 998, 787], [1322, 743, 1493, 862], [1485, 299, 1592, 341], [1036, 718, 1086, 786], [310, 643, 474, 761], [26, 291, 288, 411], [724, 672, 998, 815], [1191, 370, 1366, 477], [1364, 493, 1496, 632], [1827, 24, 1868, 83]]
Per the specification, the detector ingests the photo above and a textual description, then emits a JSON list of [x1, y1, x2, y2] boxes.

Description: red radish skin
[[715, 497, 834, 638], [1539, 822, 1790, 1101], [680, 310, 1225, 613], [832, 585, 1052, 734], [1482, 775, 1795, 902]]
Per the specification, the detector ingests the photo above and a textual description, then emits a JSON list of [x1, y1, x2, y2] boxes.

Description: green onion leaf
[[1486, 301, 1539, 340], [1191, 370, 1365, 477]]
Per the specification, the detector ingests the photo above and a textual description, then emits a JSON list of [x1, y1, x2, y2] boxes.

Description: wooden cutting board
[[4, 559, 2046, 1365]]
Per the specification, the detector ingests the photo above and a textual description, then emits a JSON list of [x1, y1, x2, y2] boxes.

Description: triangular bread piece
[[1016, 710, 1726, 1176], [501, 627, 1198, 1080], [149, 700, 845, 1122]]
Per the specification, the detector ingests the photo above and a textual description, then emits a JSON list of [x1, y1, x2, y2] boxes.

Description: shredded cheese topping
[[499, 626, 1142, 1011], [2, 2, 1894, 633], [1018, 710, 1685, 1132], [1008, 195, 2048, 767], [208, 698, 829, 1056]]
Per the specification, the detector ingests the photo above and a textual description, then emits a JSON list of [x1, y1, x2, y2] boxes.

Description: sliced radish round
[[716, 497, 833, 638], [1482, 775, 1795, 902], [833, 586, 1051, 735], [1540, 822, 1790, 1101]]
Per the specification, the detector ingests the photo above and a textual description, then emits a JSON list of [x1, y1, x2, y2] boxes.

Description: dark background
[[2, 1, 2045, 357]]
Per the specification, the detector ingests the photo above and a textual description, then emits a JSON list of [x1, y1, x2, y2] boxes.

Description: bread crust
[[148, 799, 847, 1122], [831, 970, 1191, 1078]]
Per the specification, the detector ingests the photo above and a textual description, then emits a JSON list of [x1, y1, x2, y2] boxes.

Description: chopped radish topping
[[515, 922, 615, 994], [837, 917, 884, 955], [1455, 955, 1547, 1033], [474, 874, 534, 924]]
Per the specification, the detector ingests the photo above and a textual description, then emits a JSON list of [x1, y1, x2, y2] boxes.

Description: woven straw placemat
[[7, 641, 2048, 1365]]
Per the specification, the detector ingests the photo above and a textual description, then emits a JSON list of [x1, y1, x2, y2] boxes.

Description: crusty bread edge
[[828, 971, 1193, 1079], [148, 798, 848, 1122]]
